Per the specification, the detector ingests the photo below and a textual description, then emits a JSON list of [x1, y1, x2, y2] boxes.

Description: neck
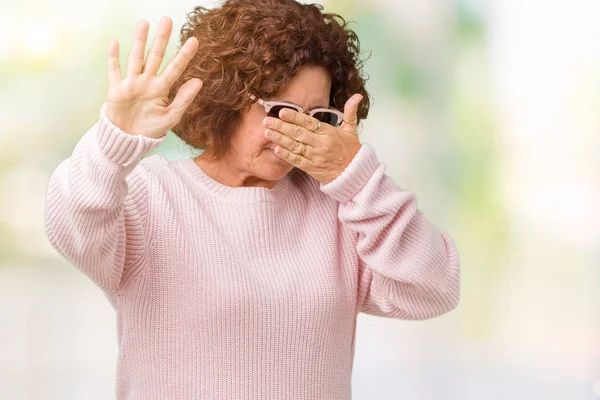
[[193, 151, 278, 189]]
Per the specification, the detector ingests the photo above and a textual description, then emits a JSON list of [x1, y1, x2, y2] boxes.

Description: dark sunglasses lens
[[268, 105, 296, 119], [313, 112, 339, 126]]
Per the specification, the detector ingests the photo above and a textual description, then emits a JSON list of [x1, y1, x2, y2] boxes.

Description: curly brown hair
[[168, 0, 372, 160]]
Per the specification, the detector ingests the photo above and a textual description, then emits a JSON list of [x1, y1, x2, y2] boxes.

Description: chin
[[262, 150, 293, 177], [263, 164, 293, 180]]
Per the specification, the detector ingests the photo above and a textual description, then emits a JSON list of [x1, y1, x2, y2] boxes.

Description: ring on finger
[[299, 142, 308, 157], [293, 140, 307, 157], [314, 120, 321, 132]]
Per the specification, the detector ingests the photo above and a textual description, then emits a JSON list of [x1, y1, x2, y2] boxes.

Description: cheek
[[250, 121, 272, 146], [245, 111, 271, 146], [235, 113, 271, 153], [239, 127, 272, 158], [251, 127, 270, 148]]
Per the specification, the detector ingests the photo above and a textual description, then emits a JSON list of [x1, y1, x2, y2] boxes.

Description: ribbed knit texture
[[43, 103, 460, 400]]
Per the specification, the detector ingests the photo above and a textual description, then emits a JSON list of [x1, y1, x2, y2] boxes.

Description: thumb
[[341, 93, 362, 133], [168, 78, 203, 123]]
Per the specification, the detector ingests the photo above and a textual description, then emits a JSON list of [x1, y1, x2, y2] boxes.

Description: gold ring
[[315, 120, 321, 132], [299, 142, 308, 157], [343, 119, 358, 125]]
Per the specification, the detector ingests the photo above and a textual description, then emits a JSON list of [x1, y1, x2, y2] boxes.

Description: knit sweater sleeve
[[43, 102, 166, 294], [319, 143, 460, 320]]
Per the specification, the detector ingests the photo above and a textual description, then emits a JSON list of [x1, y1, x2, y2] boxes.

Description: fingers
[[126, 20, 150, 78], [167, 78, 203, 122], [160, 36, 199, 88], [107, 39, 122, 87], [263, 116, 319, 147], [341, 94, 362, 132], [278, 108, 321, 132], [264, 127, 307, 155], [272, 145, 309, 169], [143, 16, 173, 76]]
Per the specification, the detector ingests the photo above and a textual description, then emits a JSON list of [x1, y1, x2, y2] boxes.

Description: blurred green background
[[1, 0, 599, 398]]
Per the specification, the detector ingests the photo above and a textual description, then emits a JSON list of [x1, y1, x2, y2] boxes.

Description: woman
[[44, 0, 460, 398]]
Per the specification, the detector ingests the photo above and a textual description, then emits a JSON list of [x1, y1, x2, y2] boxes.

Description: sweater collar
[[179, 158, 292, 203]]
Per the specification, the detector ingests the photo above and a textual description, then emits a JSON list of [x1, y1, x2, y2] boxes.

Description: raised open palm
[[105, 16, 203, 139]]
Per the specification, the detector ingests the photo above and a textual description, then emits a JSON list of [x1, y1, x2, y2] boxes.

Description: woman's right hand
[[105, 16, 203, 139]]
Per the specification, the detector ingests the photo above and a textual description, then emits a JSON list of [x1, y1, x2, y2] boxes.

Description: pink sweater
[[44, 103, 460, 399]]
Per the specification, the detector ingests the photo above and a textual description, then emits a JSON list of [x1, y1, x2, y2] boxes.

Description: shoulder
[[139, 153, 171, 170], [139, 153, 193, 174], [128, 154, 189, 186]]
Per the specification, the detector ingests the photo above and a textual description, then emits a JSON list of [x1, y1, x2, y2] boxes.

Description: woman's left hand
[[262, 94, 364, 185]]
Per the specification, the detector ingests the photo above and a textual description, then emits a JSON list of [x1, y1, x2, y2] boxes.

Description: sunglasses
[[250, 95, 344, 127]]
